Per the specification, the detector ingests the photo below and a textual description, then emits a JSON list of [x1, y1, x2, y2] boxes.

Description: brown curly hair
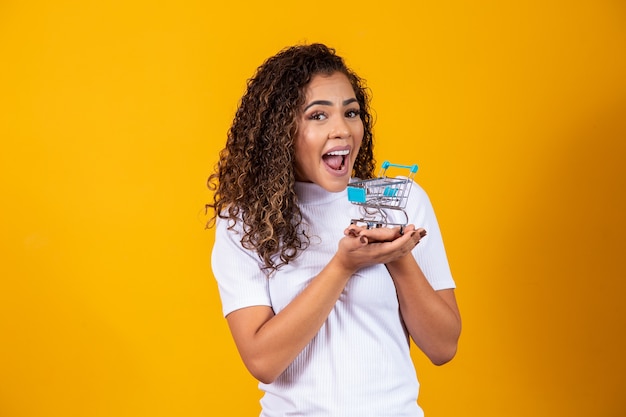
[[207, 43, 376, 275]]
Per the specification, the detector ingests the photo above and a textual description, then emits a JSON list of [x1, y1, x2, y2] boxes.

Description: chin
[[318, 177, 350, 193]]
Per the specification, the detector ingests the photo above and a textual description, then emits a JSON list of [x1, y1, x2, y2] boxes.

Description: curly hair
[[207, 43, 376, 275]]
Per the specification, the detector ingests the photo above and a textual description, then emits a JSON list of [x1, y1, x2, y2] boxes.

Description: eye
[[346, 109, 361, 118], [308, 111, 327, 121]]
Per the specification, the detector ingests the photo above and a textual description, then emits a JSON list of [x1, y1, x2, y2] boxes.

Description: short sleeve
[[211, 216, 272, 317], [399, 182, 456, 291]]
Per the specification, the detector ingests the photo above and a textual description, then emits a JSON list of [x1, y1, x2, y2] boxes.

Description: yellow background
[[1, 0, 625, 416]]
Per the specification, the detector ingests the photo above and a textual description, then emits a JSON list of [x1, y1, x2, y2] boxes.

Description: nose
[[328, 116, 350, 139]]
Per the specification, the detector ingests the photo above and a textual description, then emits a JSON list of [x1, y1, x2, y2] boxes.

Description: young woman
[[207, 43, 461, 417]]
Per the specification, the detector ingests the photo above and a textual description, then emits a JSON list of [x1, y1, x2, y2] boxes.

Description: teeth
[[326, 150, 349, 156]]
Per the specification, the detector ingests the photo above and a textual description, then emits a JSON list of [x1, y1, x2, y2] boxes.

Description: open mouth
[[322, 149, 349, 171]]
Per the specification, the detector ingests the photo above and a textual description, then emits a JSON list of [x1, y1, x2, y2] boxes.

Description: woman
[[207, 43, 461, 416]]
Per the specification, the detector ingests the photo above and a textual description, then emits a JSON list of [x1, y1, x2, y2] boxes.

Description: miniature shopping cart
[[347, 161, 419, 232]]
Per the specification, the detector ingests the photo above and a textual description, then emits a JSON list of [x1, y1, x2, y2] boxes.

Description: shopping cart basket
[[347, 161, 418, 231]]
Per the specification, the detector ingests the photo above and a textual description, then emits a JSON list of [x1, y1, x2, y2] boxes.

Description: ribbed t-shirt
[[212, 180, 455, 417]]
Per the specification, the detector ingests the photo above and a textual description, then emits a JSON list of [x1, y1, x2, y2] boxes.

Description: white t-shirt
[[212, 180, 455, 417]]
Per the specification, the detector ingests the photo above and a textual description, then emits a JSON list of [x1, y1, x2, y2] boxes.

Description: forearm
[[228, 256, 354, 383], [386, 255, 461, 365]]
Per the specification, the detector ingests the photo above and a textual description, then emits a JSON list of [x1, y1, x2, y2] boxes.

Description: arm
[[357, 225, 461, 365], [386, 253, 461, 365], [225, 227, 423, 384], [226, 256, 351, 384]]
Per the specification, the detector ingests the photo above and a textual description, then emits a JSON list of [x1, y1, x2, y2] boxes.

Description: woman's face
[[294, 72, 364, 192]]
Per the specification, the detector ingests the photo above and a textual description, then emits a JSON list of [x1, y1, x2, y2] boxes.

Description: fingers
[[344, 224, 395, 242], [344, 225, 363, 238], [357, 226, 426, 258], [407, 228, 427, 248], [339, 229, 369, 251], [338, 225, 427, 270], [359, 226, 426, 258], [347, 224, 423, 244], [416, 228, 427, 239]]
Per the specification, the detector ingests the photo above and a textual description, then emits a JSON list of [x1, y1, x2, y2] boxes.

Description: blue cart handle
[[381, 160, 419, 173]]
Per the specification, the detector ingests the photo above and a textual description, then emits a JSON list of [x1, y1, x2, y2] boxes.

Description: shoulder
[[211, 216, 271, 317], [404, 180, 437, 220]]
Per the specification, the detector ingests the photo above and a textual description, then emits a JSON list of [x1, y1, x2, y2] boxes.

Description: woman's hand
[[333, 224, 427, 273], [346, 223, 427, 243]]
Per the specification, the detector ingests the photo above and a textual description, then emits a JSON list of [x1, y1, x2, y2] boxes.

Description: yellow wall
[[1, 1, 625, 416]]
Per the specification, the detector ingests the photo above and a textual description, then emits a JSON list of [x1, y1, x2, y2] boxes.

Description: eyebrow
[[303, 98, 358, 112]]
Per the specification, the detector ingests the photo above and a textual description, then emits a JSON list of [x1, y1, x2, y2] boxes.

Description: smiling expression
[[294, 72, 364, 193]]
